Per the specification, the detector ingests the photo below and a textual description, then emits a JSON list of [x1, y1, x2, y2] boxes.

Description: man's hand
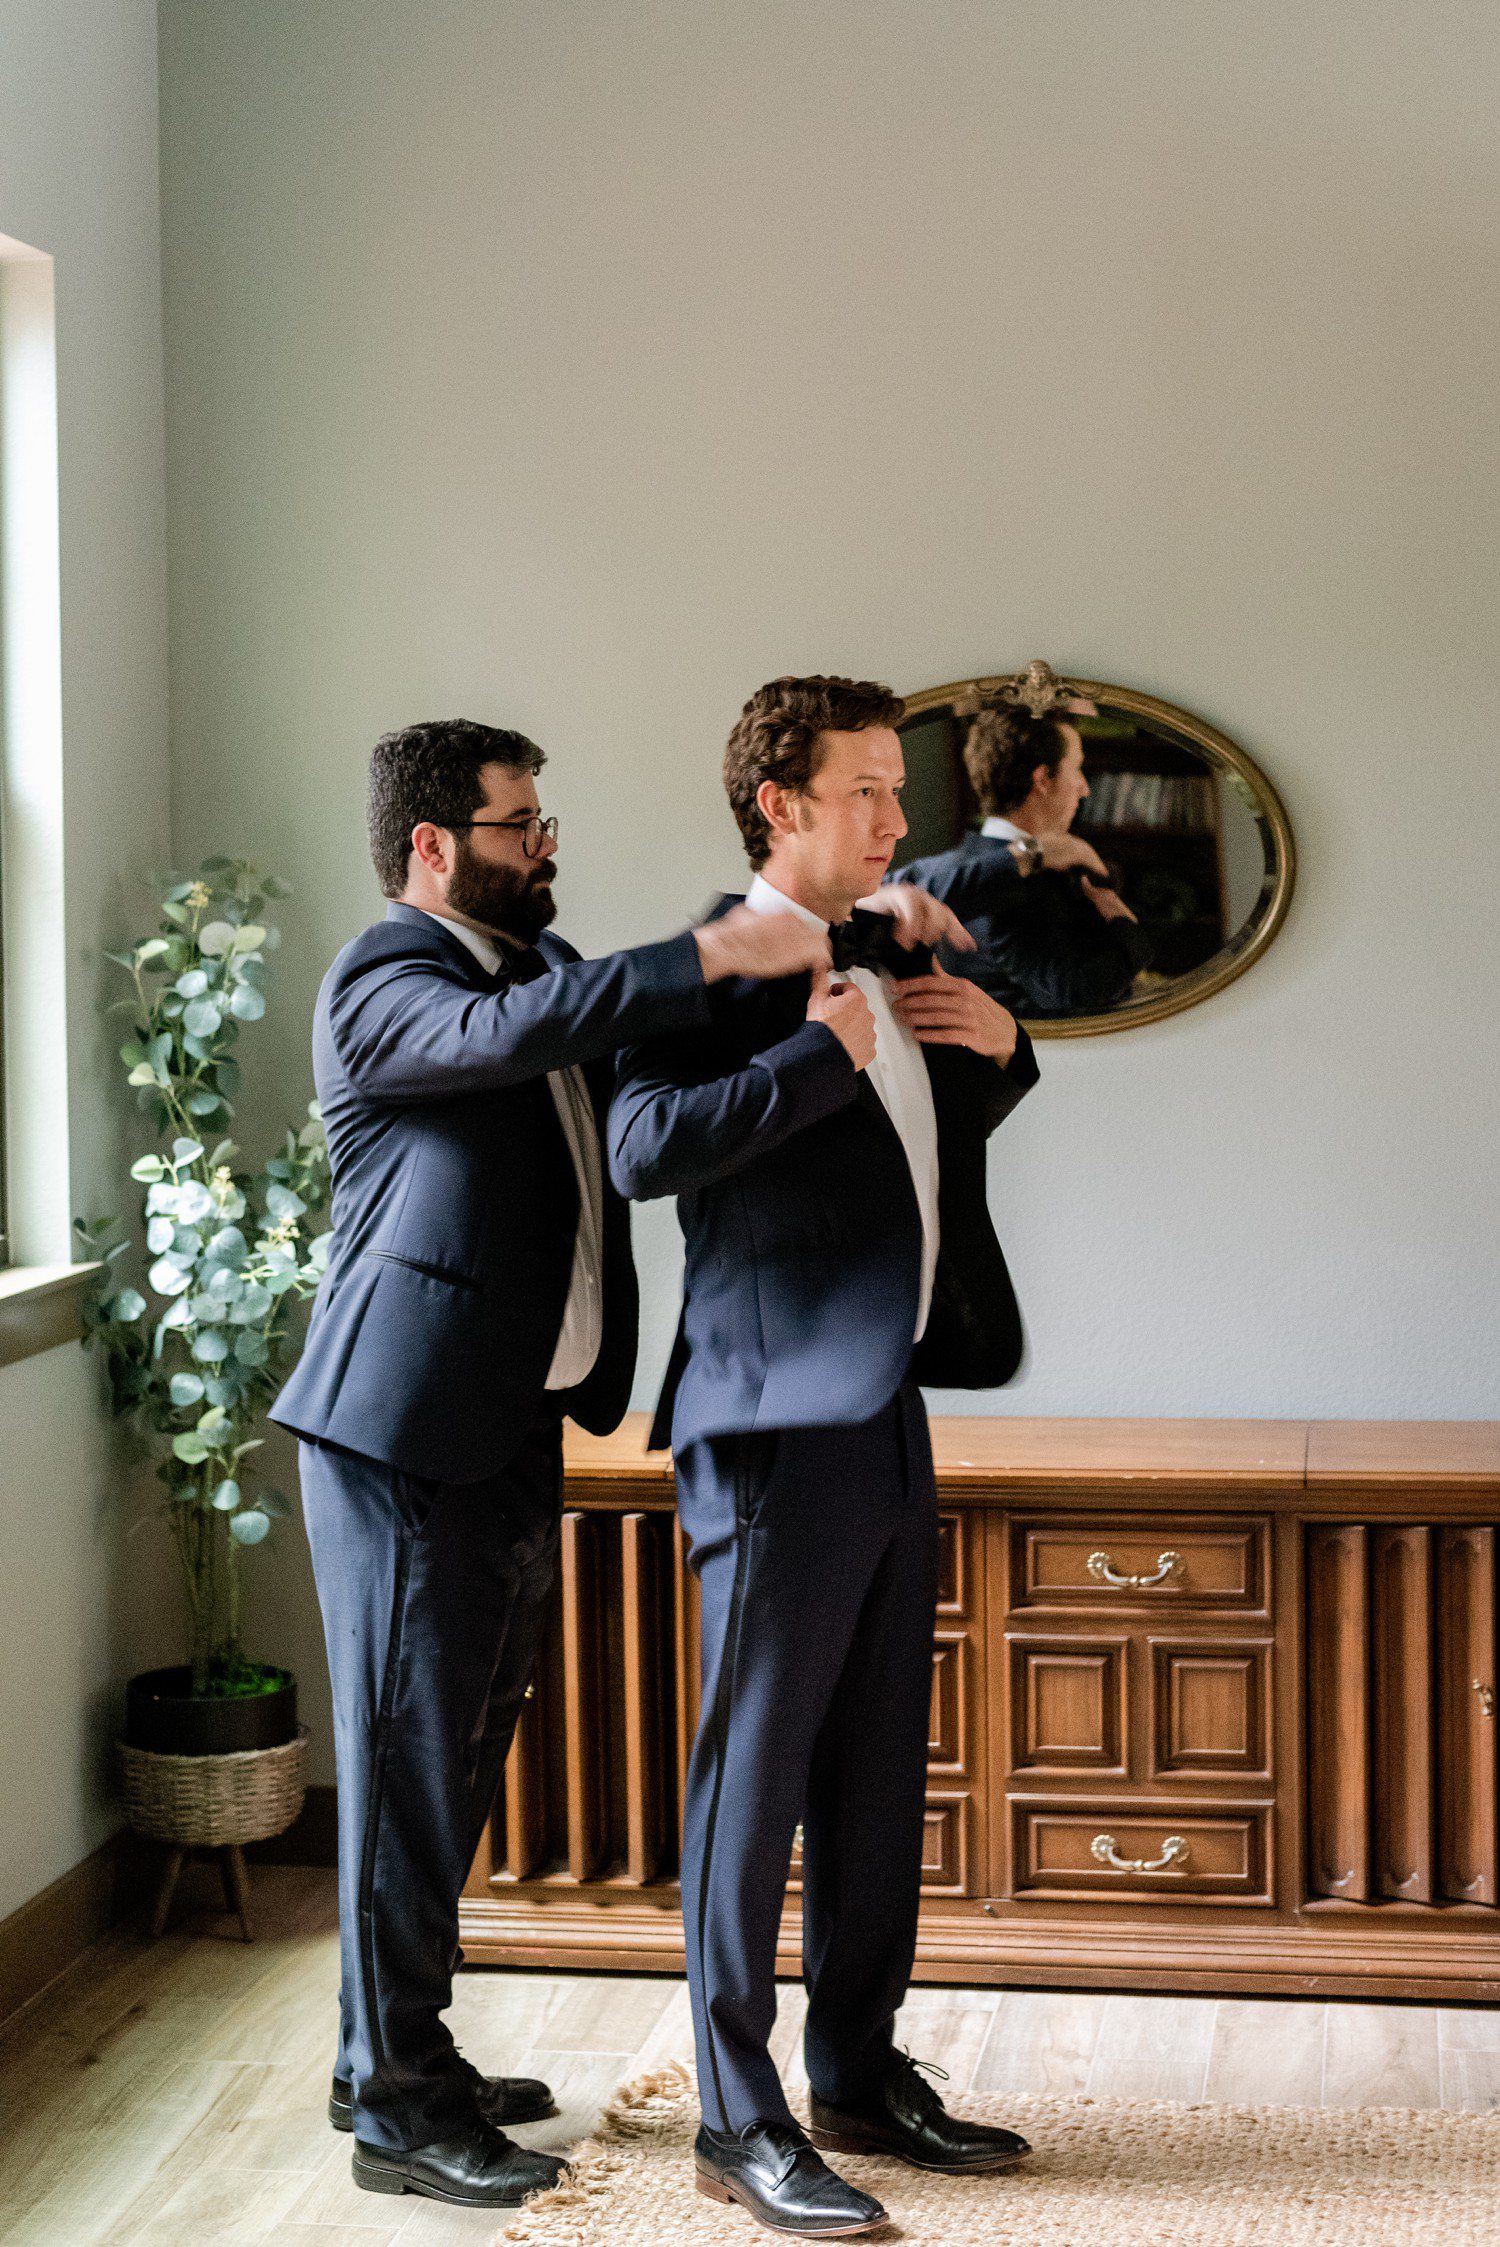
[[890, 958, 1018, 1064], [1080, 876, 1138, 923], [858, 885, 977, 953], [807, 967, 877, 1070], [694, 905, 831, 985], [1036, 831, 1110, 878]]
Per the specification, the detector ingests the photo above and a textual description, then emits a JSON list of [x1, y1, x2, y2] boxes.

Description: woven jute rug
[[495, 2061, 1500, 2247]]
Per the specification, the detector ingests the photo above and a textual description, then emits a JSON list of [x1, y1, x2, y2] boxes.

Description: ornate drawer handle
[[1475, 1681, 1495, 1719], [1087, 1548, 1183, 1589], [1091, 1832, 1191, 1875]]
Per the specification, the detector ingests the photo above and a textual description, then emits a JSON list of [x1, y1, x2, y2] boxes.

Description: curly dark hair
[[366, 718, 546, 897], [963, 703, 1074, 818], [723, 675, 906, 870]]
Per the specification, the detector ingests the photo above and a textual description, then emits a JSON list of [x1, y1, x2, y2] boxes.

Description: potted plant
[[79, 858, 331, 1922]]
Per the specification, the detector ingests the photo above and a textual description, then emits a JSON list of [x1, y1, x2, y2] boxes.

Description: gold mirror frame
[[899, 664, 1297, 1037]]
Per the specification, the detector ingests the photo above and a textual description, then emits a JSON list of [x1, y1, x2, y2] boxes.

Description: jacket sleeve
[[608, 1020, 857, 1201], [888, 848, 1027, 920], [329, 931, 710, 1101]]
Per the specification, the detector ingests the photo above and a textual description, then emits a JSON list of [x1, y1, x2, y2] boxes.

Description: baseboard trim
[[0, 1830, 130, 2029]]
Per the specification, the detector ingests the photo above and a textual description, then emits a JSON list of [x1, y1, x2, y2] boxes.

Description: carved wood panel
[[1305, 1522, 1498, 1907]]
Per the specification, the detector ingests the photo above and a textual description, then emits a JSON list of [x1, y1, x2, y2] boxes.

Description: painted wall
[[0, 0, 175, 1920], [157, 2, 1500, 1771]]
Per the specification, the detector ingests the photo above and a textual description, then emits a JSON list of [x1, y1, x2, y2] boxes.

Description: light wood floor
[[2, 1867, 1498, 2246]]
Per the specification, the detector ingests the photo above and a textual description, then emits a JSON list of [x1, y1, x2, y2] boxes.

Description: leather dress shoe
[[352, 2118, 565, 2207], [809, 2049, 1031, 2175], [328, 2059, 555, 2132], [694, 2119, 887, 2236]]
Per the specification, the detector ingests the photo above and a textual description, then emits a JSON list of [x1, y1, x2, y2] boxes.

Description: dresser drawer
[[1011, 1800, 1273, 1903], [1012, 1517, 1270, 1617]]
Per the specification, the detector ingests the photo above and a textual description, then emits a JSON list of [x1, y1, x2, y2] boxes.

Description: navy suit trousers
[[298, 1421, 561, 2149], [674, 1383, 938, 2132]]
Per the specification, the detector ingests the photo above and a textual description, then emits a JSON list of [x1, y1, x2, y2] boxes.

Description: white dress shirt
[[743, 873, 940, 1342], [418, 911, 603, 1390]]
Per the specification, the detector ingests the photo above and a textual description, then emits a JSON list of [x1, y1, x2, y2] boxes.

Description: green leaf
[[146, 1216, 174, 1253], [191, 1329, 230, 1364], [210, 1478, 241, 1511], [259, 1488, 292, 1517], [265, 1183, 306, 1222], [229, 985, 266, 1023], [229, 1509, 269, 1545], [160, 900, 189, 926], [148, 1255, 194, 1297], [200, 855, 235, 873], [196, 1405, 231, 1436], [184, 998, 222, 1038], [169, 1484, 199, 1505], [208, 1140, 239, 1169], [126, 1064, 158, 1087], [171, 1137, 204, 1164], [171, 1432, 211, 1464], [187, 1090, 222, 1116], [136, 938, 170, 964], [233, 1329, 269, 1367], [169, 1372, 205, 1407], [163, 881, 197, 903], [119, 1042, 148, 1067], [175, 968, 209, 998], [231, 924, 267, 952], [111, 1288, 147, 1322], [130, 1155, 166, 1183], [205, 1225, 248, 1266], [198, 921, 236, 956]]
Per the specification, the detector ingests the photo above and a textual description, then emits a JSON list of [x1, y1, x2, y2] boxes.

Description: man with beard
[[269, 717, 839, 2210]]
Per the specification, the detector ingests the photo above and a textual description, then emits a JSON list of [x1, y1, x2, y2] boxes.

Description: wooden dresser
[[459, 1417, 1500, 2001]]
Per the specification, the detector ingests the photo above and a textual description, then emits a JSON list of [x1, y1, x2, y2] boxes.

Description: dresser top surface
[[564, 1413, 1312, 1488], [564, 1414, 1500, 1492]]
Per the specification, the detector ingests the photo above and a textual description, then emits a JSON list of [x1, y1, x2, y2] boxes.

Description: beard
[[447, 838, 558, 945]]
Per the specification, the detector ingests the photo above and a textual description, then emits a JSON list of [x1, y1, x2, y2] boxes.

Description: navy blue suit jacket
[[269, 902, 710, 1482], [892, 833, 1151, 1016], [608, 899, 1039, 1451]]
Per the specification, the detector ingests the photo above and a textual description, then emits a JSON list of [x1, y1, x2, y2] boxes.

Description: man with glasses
[[270, 717, 847, 2210]]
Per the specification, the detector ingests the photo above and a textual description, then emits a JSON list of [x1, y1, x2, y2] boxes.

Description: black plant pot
[[124, 1666, 298, 1756]]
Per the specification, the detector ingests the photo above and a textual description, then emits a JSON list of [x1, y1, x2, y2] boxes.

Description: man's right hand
[[807, 967, 877, 1070], [1037, 832, 1110, 878], [693, 905, 831, 985]]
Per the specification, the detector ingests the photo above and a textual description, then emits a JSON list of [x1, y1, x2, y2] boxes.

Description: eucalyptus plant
[[78, 858, 331, 1696]]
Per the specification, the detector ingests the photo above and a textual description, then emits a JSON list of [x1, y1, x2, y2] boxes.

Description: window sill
[[0, 1262, 99, 1370]]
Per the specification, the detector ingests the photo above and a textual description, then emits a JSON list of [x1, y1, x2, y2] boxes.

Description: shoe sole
[[807, 2125, 1030, 2174], [694, 2171, 887, 2235], [351, 2153, 550, 2207]]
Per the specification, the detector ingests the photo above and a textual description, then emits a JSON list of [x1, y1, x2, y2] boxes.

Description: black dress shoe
[[694, 2119, 887, 2237], [328, 2059, 555, 2132], [809, 2049, 1031, 2175], [352, 2119, 565, 2207]]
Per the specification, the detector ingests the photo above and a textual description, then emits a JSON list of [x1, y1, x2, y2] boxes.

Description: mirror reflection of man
[[270, 719, 833, 2211], [610, 676, 1037, 2238], [893, 702, 1153, 1019]]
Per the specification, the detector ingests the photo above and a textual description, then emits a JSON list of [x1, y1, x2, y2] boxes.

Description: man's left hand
[[889, 959, 1018, 1063], [859, 886, 977, 953]]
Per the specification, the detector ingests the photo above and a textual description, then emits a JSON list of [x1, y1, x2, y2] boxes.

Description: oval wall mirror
[[892, 661, 1296, 1036]]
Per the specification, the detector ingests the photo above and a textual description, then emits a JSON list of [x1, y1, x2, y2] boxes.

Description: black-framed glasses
[[444, 813, 559, 858]]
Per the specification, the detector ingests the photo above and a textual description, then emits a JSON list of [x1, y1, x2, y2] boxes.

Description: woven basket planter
[[118, 1725, 309, 1848]]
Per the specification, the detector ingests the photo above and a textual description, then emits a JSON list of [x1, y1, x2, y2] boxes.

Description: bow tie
[[828, 910, 902, 976]]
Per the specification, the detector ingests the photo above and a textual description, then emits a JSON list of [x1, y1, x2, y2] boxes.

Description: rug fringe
[[494, 2062, 697, 2247]]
